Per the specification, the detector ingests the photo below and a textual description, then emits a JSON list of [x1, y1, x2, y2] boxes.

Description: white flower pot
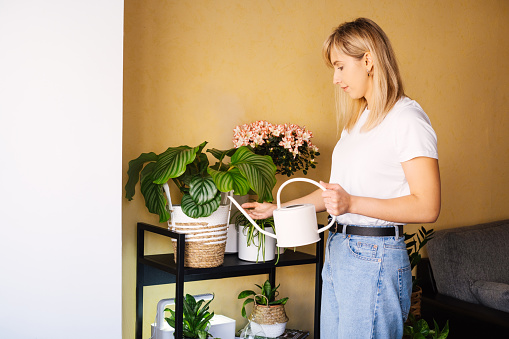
[[238, 227, 276, 262]]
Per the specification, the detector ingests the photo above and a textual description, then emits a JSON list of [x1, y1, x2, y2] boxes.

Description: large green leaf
[[207, 167, 250, 195], [230, 146, 277, 202], [152, 142, 207, 184], [125, 152, 158, 200], [189, 175, 218, 205], [207, 147, 236, 161], [140, 162, 170, 222], [181, 192, 221, 218]]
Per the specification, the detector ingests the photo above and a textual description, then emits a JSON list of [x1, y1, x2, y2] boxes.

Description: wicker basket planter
[[169, 204, 229, 268], [409, 285, 423, 320], [248, 295, 288, 338]]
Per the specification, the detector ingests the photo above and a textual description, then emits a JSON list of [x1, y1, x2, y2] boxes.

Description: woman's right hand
[[240, 202, 277, 220]]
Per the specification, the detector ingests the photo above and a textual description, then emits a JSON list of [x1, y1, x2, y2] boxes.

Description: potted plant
[[125, 142, 277, 268], [238, 279, 289, 338], [164, 294, 215, 339], [404, 314, 449, 339], [404, 226, 436, 319], [232, 121, 320, 262], [234, 214, 277, 263]]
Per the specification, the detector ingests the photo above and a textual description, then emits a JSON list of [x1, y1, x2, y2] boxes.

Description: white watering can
[[228, 178, 337, 248]]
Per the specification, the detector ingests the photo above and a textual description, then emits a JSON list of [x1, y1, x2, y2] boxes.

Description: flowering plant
[[232, 120, 320, 177]]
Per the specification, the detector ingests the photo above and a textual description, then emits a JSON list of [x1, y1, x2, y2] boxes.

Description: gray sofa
[[417, 219, 509, 338]]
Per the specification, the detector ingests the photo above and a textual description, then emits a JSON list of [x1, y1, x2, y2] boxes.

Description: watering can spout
[[227, 196, 277, 239]]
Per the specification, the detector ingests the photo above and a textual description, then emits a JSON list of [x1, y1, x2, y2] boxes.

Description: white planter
[[250, 321, 287, 338], [225, 223, 238, 253], [225, 194, 248, 254], [238, 227, 276, 262]]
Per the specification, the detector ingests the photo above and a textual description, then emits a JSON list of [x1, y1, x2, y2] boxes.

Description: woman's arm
[[241, 188, 326, 220], [322, 157, 441, 223]]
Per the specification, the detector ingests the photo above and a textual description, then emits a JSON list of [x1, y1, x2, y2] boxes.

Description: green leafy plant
[[238, 279, 289, 318], [404, 226, 435, 290], [164, 294, 215, 339], [404, 314, 449, 339], [125, 142, 277, 221]]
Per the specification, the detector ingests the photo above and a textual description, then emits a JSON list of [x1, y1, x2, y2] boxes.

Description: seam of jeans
[[370, 245, 384, 339]]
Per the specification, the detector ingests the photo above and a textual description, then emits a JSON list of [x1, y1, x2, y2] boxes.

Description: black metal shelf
[[135, 222, 324, 339]]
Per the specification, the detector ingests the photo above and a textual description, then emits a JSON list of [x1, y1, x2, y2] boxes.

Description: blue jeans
[[320, 229, 412, 339]]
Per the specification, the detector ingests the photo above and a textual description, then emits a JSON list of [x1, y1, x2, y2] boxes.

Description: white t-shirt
[[329, 96, 438, 226]]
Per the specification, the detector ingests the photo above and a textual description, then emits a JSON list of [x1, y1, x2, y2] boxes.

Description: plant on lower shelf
[[404, 314, 449, 339], [238, 279, 289, 318], [164, 294, 215, 339]]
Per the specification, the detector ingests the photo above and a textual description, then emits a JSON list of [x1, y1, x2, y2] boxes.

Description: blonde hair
[[323, 18, 404, 132]]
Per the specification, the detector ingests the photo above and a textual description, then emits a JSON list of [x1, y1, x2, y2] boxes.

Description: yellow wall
[[123, 1, 509, 338]]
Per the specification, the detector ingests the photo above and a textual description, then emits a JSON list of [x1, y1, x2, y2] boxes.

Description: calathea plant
[[125, 142, 277, 221], [165, 294, 215, 339]]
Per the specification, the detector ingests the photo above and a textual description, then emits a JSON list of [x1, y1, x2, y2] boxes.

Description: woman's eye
[[337, 66, 343, 71]]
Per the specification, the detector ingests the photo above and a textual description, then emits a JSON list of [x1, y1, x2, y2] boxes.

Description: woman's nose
[[333, 72, 341, 85]]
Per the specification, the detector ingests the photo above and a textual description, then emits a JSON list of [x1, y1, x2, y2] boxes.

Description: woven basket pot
[[169, 205, 229, 268], [409, 285, 423, 320], [248, 295, 288, 338]]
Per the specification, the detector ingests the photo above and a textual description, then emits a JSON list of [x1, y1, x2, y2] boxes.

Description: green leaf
[[238, 290, 256, 299], [230, 146, 276, 203], [181, 192, 221, 218], [125, 152, 158, 200], [189, 175, 218, 205], [263, 280, 272, 301], [207, 167, 251, 195], [140, 163, 170, 222], [152, 143, 206, 184], [207, 147, 236, 161], [241, 299, 254, 318], [164, 317, 176, 329], [270, 297, 288, 305]]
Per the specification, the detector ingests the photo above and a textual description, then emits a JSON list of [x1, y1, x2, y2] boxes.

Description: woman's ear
[[364, 52, 373, 72]]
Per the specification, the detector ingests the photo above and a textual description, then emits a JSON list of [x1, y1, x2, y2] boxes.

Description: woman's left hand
[[320, 181, 351, 216]]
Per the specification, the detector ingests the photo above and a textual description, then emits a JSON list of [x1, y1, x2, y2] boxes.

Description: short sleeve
[[394, 107, 438, 162]]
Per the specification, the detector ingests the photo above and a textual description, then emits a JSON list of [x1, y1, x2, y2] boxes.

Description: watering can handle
[[227, 196, 277, 239], [276, 178, 337, 234]]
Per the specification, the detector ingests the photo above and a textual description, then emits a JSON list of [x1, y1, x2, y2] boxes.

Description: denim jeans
[[320, 228, 412, 339]]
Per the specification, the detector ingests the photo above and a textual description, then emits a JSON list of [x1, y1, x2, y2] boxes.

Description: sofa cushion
[[427, 220, 509, 304], [470, 280, 509, 312]]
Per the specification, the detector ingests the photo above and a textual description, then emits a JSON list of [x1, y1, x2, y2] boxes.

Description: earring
[[367, 70, 370, 77]]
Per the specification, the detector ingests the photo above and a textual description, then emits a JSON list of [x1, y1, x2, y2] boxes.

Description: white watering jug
[[228, 178, 337, 248]]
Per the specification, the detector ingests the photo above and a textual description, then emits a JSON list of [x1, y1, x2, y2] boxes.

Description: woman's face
[[330, 48, 373, 104]]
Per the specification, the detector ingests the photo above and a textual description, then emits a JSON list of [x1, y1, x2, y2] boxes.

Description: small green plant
[[404, 314, 449, 339], [404, 226, 435, 290], [164, 294, 215, 339], [238, 280, 289, 318]]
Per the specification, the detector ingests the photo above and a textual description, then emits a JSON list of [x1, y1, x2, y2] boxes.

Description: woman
[[242, 18, 440, 338]]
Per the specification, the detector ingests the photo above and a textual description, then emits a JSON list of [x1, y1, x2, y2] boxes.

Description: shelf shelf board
[[139, 250, 317, 283]]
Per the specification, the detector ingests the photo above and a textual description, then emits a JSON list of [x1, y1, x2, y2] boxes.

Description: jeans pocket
[[346, 237, 380, 262], [398, 264, 412, 321]]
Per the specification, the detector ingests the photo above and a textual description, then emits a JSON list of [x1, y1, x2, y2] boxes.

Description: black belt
[[329, 221, 403, 237]]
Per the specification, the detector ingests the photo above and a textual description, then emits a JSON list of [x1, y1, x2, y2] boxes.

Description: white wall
[[0, 1, 123, 338]]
